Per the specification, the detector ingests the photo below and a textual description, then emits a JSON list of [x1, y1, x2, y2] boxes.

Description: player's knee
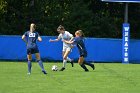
[[28, 58, 32, 61], [78, 62, 81, 65], [35, 54, 40, 60], [63, 57, 67, 60], [78, 61, 83, 65], [36, 58, 41, 61], [63, 55, 67, 60]]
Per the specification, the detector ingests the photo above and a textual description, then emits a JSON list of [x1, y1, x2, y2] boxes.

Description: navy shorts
[[80, 51, 87, 57], [27, 48, 39, 55]]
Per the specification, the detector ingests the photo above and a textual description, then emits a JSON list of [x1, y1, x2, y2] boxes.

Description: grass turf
[[0, 62, 139, 93]]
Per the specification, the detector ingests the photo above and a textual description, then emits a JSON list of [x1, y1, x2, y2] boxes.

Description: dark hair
[[57, 25, 65, 31]]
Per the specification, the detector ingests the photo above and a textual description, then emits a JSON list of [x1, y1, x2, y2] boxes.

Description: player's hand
[[62, 39, 65, 42], [70, 45, 74, 48], [49, 39, 53, 42]]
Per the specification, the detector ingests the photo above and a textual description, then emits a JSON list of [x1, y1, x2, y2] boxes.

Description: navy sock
[[80, 64, 88, 71], [37, 60, 45, 71], [28, 61, 32, 73]]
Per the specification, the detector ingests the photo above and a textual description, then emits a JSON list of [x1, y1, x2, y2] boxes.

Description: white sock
[[67, 57, 72, 62], [63, 59, 67, 68]]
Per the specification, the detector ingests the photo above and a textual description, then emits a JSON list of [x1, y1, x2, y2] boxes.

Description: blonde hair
[[75, 30, 85, 37], [30, 23, 36, 31]]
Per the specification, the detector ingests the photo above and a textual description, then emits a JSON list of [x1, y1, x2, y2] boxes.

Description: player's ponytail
[[30, 23, 36, 32], [80, 30, 85, 37]]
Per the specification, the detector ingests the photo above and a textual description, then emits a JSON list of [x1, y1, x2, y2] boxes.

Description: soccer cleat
[[42, 70, 47, 74], [27, 72, 31, 75], [59, 67, 65, 71], [85, 69, 89, 72]]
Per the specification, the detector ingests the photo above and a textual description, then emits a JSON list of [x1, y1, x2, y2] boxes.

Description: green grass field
[[0, 62, 139, 93]]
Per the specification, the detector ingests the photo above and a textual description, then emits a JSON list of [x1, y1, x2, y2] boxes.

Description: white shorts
[[62, 46, 72, 52]]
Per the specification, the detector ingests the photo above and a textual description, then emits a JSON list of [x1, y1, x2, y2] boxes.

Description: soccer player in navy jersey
[[22, 23, 47, 75], [63, 30, 95, 72]]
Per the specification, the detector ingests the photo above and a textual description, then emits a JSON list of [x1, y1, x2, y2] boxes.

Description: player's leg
[[27, 49, 32, 74], [67, 56, 72, 62], [35, 53, 47, 74], [78, 57, 89, 72], [59, 51, 67, 71], [66, 47, 74, 67], [82, 51, 95, 70], [67, 56, 74, 67], [27, 54, 32, 74], [84, 62, 95, 70], [60, 48, 72, 71]]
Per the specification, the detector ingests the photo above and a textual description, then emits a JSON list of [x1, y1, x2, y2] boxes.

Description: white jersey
[[58, 31, 73, 48]]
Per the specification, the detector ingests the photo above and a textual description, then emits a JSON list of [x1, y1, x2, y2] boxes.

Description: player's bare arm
[[69, 37, 74, 42], [38, 36, 42, 42], [63, 39, 74, 44], [22, 35, 27, 44], [49, 37, 60, 42], [22, 35, 25, 40]]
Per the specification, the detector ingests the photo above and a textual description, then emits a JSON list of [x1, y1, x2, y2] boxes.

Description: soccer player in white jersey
[[49, 25, 74, 71]]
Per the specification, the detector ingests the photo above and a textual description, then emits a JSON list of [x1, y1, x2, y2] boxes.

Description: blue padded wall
[[0, 36, 140, 63]]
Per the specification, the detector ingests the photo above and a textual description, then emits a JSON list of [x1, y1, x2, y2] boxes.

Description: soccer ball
[[52, 65, 58, 71]]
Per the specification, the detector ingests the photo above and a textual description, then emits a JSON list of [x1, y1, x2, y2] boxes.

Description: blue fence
[[0, 35, 140, 63]]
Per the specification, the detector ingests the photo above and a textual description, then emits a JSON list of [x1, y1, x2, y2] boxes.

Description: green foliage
[[0, 0, 7, 14], [0, 0, 140, 38]]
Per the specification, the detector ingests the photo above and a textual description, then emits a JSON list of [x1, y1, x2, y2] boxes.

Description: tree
[[0, 0, 140, 39]]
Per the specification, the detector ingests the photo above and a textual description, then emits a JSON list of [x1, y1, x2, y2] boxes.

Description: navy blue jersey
[[24, 31, 39, 49], [73, 36, 87, 57]]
